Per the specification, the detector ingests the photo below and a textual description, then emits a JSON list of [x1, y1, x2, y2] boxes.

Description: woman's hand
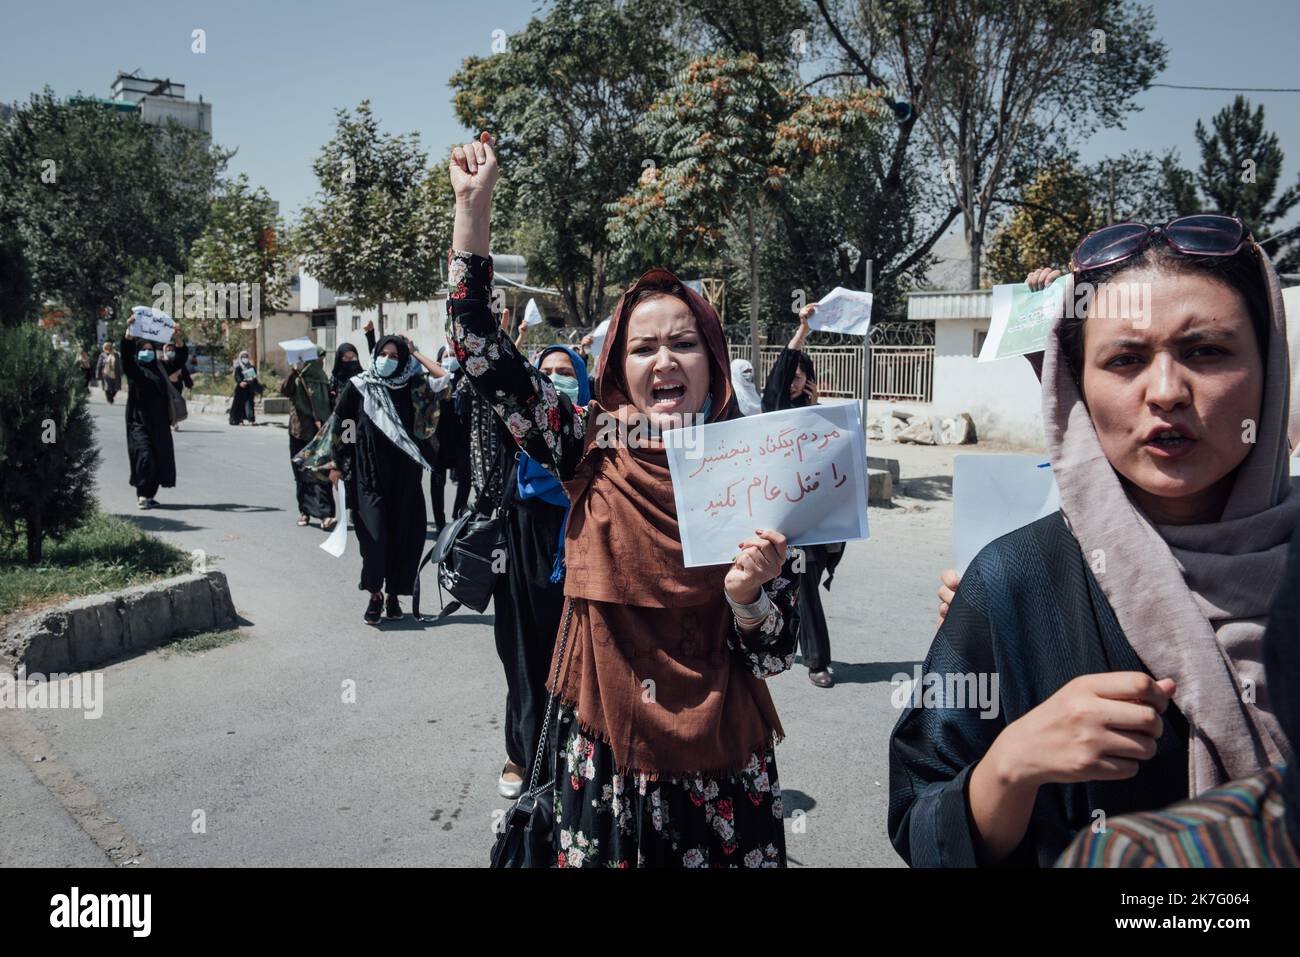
[[450, 131, 500, 207], [790, 303, 816, 350], [992, 672, 1176, 789], [1025, 267, 1063, 291], [724, 529, 789, 605], [328, 469, 342, 487], [936, 567, 960, 627], [802, 380, 820, 405], [364, 319, 374, 334]]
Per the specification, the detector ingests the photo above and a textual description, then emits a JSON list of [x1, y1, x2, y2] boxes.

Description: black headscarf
[[372, 334, 412, 372], [130, 338, 168, 391], [331, 340, 364, 395]]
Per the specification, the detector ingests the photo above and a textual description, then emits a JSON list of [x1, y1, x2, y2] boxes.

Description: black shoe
[[809, 669, 834, 688], [384, 594, 403, 620], [364, 594, 383, 625]]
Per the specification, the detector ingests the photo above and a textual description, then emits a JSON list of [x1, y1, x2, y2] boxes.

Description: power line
[[1150, 83, 1300, 93]]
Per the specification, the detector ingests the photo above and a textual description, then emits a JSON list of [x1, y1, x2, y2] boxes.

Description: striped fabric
[[1057, 765, 1299, 867]]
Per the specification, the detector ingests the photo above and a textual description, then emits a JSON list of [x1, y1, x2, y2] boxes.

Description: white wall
[[326, 300, 449, 372], [932, 317, 1044, 446]]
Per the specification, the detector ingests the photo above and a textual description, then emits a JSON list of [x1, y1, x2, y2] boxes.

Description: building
[[109, 72, 211, 139]]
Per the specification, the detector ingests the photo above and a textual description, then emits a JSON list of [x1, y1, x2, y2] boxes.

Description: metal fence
[[727, 343, 933, 403]]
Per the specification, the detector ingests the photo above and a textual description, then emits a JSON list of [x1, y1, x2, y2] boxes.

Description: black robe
[[888, 512, 1190, 867], [760, 346, 843, 667], [333, 379, 427, 595], [120, 337, 176, 493], [162, 345, 192, 390]]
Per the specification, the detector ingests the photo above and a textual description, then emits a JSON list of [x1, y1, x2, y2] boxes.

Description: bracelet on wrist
[[725, 588, 772, 622]]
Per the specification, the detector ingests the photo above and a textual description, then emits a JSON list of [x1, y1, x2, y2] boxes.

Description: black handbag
[[490, 596, 574, 868], [411, 463, 517, 621]]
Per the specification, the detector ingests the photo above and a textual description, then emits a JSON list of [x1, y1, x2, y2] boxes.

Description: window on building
[[407, 312, 418, 330], [974, 330, 987, 357], [352, 313, 360, 331]]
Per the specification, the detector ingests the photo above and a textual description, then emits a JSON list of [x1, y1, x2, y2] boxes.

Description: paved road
[[2, 391, 964, 867]]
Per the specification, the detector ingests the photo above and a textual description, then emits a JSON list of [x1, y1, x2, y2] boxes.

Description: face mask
[[374, 356, 399, 377], [163, 350, 176, 362], [549, 373, 580, 403], [443, 356, 460, 374], [137, 350, 155, 363]]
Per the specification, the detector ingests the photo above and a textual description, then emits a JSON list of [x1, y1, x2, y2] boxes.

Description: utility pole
[[861, 259, 873, 431]]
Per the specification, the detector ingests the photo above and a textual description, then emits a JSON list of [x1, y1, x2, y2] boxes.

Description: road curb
[[0, 570, 238, 675]]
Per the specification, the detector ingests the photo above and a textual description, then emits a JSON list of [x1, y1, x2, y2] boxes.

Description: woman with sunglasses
[[890, 215, 1300, 866]]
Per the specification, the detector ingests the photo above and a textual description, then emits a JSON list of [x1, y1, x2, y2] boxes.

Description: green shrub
[[0, 324, 100, 562]]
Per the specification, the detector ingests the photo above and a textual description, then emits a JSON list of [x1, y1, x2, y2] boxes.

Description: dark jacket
[[888, 511, 1189, 867]]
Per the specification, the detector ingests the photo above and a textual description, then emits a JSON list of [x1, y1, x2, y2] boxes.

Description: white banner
[[665, 403, 870, 567], [807, 286, 873, 336], [127, 306, 175, 344], [977, 275, 1068, 362], [951, 454, 1060, 574]]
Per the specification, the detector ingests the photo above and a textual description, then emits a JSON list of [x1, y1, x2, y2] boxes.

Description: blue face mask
[[443, 356, 460, 374], [549, 373, 580, 403], [137, 349, 155, 364], [374, 356, 399, 378]]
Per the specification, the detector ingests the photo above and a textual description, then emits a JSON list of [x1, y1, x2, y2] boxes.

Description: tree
[[186, 174, 293, 363], [608, 53, 892, 365], [0, 91, 228, 342], [296, 102, 445, 337], [1194, 96, 1300, 269], [814, 0, 1166, 288], [449, 0, 681, 328], [0, 324, 99, 563], [985, 160, 1099, 283]]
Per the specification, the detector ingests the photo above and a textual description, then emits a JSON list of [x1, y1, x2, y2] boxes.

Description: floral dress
[[446, 250, 801, 868]]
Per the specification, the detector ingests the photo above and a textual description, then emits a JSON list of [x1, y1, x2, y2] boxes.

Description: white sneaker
[[137, 497, 149, 509]]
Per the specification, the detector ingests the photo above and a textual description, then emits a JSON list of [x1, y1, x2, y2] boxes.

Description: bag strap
[[524, 596, 575, 795]]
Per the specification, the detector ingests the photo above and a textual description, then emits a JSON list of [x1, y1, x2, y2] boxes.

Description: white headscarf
[[729, 358, 763, 416]]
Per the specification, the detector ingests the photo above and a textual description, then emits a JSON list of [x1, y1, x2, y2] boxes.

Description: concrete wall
[[328, 300, 449, 372], [932, 317, 1043, 446], [242, 312, 314, 374]]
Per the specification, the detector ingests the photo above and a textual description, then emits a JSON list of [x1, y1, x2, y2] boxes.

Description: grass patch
[[0, 512, 192, 619], [156, 627, 246, 658], [189, 368, 284, 399]]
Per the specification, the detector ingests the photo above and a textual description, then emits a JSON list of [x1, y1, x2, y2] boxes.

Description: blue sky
[[2, 0, 1298, 230]]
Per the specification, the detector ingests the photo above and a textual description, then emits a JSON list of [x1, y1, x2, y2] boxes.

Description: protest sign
[[665, 403, 870, 567], [279, 337, 320, 367], [808, 287, 873, 336], [128, 306, 175, 344], [523, 297, 543, 329], [589, 317, 611, 367], [977, 274, 1069, 362], [320, 482, 348, 558], [951, 454, 1060, 574]]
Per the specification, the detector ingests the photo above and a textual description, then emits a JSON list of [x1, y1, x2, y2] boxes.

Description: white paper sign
[[128, 306, 175, 344], [665, 403, 870, 567], [951, 454, 1060, 574], [808, 287, 873, 336], [279, 337, 319, 367], [522, 297, 543, 329], [978, 275, 1069, 362], [320, 481, 348, 557]]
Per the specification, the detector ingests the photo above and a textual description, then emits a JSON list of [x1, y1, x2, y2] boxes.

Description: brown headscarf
[[552, 269, 786, 778], [1043, 244, 1300, 796]]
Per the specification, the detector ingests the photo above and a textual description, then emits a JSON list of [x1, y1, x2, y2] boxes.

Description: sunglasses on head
[[1070, 214, 1254, 273]]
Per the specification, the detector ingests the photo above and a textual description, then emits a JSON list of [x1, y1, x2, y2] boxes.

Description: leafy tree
[[296, 102, 444, 336], [0, 90, 228, 342], [449, 0, 681, 327], [608, 53, 892, 364], [187, 174, 293, 363], [985, 160, 1099, 282], [0, 324, 99, 563], [813, 0, 1166, 288]]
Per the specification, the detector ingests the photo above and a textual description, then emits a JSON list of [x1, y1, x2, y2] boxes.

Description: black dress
[[888, 512, 1190, 867], [120, 337, 176, 499], [229, 365, 258, 424], [760, 346, 843, 672], [332, 379, 428, 595]]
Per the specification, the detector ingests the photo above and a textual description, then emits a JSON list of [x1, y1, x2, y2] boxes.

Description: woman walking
[[298, 335, 445, 624], [760, 304, 844, 688], [120, 331, 177, 509], [448, 132, 801, 868], [493, 344, 590, 800], [281, 347, 337, 529], [229, 350, 259, 426], [95, 341, 122, 404]]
